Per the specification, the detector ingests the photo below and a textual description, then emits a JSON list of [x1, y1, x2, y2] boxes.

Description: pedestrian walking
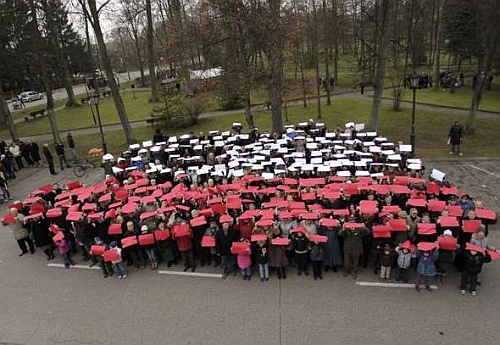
[[42, 143, 57, 175], [9, 142, 23, 170], [55, 140, 71, 170], [67, 133, 78, 164]]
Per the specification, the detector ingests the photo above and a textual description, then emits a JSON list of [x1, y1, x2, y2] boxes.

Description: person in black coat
[[19, 141, 34, 166], [448, 121, 463, 156], [42, 144, 57, 175], [55, 140, 71, 170], [27, 141, 41, 166], [215, 221, 239, 278], [29, 215, 54, 260], [460, 249, 491, 296]]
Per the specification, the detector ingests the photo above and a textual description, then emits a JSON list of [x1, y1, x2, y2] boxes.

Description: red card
[[399, 240, 413, 251], [238, 212, 255, 221], [256, 219, 274, 227], [394, 176, 409, 185], [121, 236, 138, 248], [98, 193, 112, 203], [2, 213, 16, 224], [333, 209, 350, 216], [391, 185, 410, 194], [140, 211, 156, 220], [465, 242, 485, 254], [284, 178, 298, 185], [462, 220, 483, 233], [475, 208, 496, 220], [219, 214, 233, 224], [438, 237, 458, 251], [52, 231, 64, 243], [251, 234, 268, 242], [49, 224, 60, 234], [173, 223, 191, 238], [302, 213, 319, 220], [103, 249, 119, 262], [211, 204, 227, 214], [90, 245, 106, 256], [439, 216, 459, 227], [231, 242, 250, 255], [344, 222, 365, 229], [417, 223, 437, 235], [24, 212, 44, 221], [190, 216, 207, 227], [290, 226, 307, 234], [447, 206, 463, 217], [389, 219, 408, 232], [201, 236, 216, 247], [442, 186, 458, 195], [154, 229, 170, 241], [121, 203, 138, 214], [82, 203, 96, 211], [426, 182, 441, 195], [207, 197, 223, 205], [320, 218, 339, 227], [271, 237, 290, 246], [278, 211, 294, 219], [30, 204, 46, 214], [359, 200, 378, 214], [371, 185, 391, 195], [428, 200, 446, 212], [489, 251, 500, 260], [407, 199, 427, 207], [46, 208, 62, 218], [301, 193, 316, 201], [309, 235, 328, 243], [108, 223, 123, 235], [372, 225, 391, 238], [138, 233, 155, 246], [88, 212, 104, 220], [226, 196, 242, 209], [200, 208, 214, 217], [418, 242, 438, 251], [289, 201, 306, 210], [382, 206, 401, 214]]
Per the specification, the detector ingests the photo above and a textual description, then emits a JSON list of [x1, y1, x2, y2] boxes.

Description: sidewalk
[[16, 91, 500, 143]]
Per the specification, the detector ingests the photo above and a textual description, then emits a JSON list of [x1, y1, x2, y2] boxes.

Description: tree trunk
[[370, 0, 393, 131], [312, 0, 322, 119], [85, 0, 135, 144], [63, 63, 77, 107], [466, 73, 485, 134], [323, 0, 331, 106], [146, 0, 159, 102], [244, 89, 255, 129], [0, 81, 18, 141], [267, 0, 284, 135], [29, 0, 60, 143], [432, 0, 442, 91]]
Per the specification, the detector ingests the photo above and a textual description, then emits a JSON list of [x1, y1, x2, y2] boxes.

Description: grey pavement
[[1, 159, 499, 345]]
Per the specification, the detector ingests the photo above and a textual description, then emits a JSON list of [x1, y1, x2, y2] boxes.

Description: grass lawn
[[384, 83, 500, 113], [69, 97, 500, 161], [10, 98, 67, 120]]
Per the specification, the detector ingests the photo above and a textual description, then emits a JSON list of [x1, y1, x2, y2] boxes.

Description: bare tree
[[145, 0, 159, 102], [0, 81, 18, 141], [79, 0, 136, 144]]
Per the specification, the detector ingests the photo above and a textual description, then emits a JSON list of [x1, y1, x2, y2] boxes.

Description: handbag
[[446, 137, 451, 145]]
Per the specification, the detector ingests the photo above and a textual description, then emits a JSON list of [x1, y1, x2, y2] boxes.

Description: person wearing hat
[[7, 208, 35, 256], [415, 246, 439, 292]]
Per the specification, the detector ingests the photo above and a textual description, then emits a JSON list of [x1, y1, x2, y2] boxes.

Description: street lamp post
[[409, 73, 420, 157], [92, 92, 107, 154]]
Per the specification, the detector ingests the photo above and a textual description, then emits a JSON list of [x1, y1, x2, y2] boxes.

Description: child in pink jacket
[[56, 239, 75, 268], [234, 238, 252, 280]]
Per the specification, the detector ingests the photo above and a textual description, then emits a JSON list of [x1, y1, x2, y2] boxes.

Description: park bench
[[24, 109, 46, 122]]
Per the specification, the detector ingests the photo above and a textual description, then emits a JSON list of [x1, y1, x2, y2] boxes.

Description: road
[[0, 159, 499, 345], [8, 70, 147, 112]]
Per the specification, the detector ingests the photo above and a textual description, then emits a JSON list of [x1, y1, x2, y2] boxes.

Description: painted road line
[[47, 263, 101, 270], [356, 281, 439, 290], [466, 164, 500, 179], [158, 270, 223, 279]]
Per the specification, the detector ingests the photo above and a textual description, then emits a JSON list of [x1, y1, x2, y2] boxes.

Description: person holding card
[[234, 238, 252, 280], [172, 219, 195, 272], [215, 219, 239, 279], [436, 230, 457, 283], [290, 229, 310, 276], [55, 238, 75, 268], [7, 208, 35, 256], [109, 241, 127, 279], [460, 246, 491, 296], [204, 220, 220, 267], [29, 213, 55, 260], [415, 247, 439, 292], [395, 243, 412, 283], [256, 241, 270, 282], [339, 223, 366, 279]]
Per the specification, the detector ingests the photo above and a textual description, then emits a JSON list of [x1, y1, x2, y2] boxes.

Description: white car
[[18, 91, 43, 102]]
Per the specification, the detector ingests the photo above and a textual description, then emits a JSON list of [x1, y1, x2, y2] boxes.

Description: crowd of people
[[1, 120, 498, 295]]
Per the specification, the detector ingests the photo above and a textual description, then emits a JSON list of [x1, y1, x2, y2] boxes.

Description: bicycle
[[73, 157, 96, 177]]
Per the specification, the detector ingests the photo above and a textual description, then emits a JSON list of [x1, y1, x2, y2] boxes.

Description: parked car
[[18, 91, 43, 102]]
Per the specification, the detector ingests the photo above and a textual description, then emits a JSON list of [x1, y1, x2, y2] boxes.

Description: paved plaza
[[0, 158, 499, 345]]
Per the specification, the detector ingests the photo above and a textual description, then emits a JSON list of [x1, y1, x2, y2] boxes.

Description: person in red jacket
[[172, 216, 195, 272]]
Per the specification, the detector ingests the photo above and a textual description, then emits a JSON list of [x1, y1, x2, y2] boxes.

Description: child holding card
[[56, 238, 75, 268], [109, 241, 127, 279], [395, 243, 412, 283], [235, 238, 252, 280], [460, 245, 491, 296], [310, 240, 324, 280], [291, 229, 309, 276], [256, 241, 269, 282], [415, 247, 439, 292], [378, 244, 395, 282]]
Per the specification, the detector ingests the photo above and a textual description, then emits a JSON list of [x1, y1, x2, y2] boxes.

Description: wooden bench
[[24, 109, 46, 122]]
